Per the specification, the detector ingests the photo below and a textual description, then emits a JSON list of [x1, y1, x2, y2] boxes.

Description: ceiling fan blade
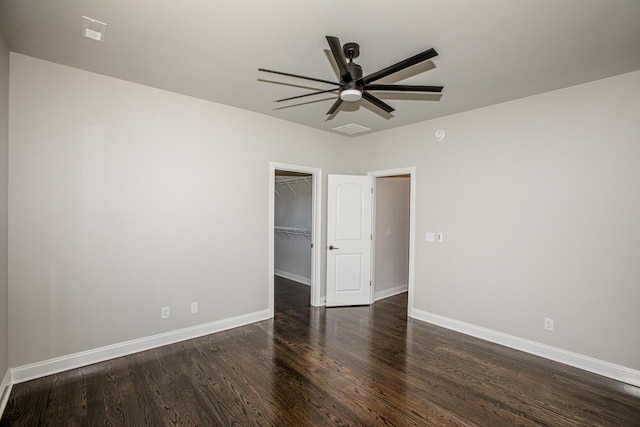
[[362, 92, 395, 113], [258, 68, 339, 86], [326, 36, 352, 83], [363, 48, 438, 84], [365, 84, 443, 93], [275, 89, 338, 103], [273, 96, 338, 111], [326, 98, 344, 115]]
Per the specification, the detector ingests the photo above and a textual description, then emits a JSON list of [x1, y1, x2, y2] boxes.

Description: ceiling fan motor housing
[[342, 59, 363, 102], [347, 62, 363, 80], [341, 64, 363, 101]]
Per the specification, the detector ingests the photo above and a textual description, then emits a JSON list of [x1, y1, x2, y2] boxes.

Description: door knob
[[329, 245, 339, 250]]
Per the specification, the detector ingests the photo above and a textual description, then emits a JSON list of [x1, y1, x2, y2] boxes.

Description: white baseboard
[[411, 308, 640, 388], [374, 283, 408, 302], [274, 269, 310, 286], [0, 369, 12, 417], [11, 309, 271, 384]]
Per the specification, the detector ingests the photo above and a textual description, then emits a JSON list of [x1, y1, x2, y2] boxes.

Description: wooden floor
[[2, 277, 639, 426]]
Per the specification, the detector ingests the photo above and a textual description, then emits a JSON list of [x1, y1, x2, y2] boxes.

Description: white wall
[[349, 70, 640, 371], [6, 51, 640, 379], [374, 176, 410, 298], [7, 54, 348, 367], [0, 32, 9, 383], [274, 177, 312, 284]]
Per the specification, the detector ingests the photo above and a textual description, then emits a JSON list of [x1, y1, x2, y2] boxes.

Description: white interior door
[[326, 174, 372, 307]]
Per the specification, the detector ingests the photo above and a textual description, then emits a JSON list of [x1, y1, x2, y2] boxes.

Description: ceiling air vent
[[332, 123, 371, 136], [81, 16, 107, 42]]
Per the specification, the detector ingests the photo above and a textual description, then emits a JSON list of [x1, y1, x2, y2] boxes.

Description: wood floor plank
[[2, 277, 639, 426], [278, 306, 529, 426]]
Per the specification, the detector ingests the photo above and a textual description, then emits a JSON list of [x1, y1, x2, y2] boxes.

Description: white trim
[[269, 167, 275, 317], [411, 308, 640, 388], [0, 369, 12, 417], [274, 269, 311, 286], [269, 162, 323, 312], [374, 284, 408, 302], [11, 309, 270, 384], [369, 177, 378, 304], [368, 167, 416, 317]]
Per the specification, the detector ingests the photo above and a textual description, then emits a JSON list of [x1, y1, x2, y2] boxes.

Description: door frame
[[269, 162, 323, 317], [368, 167, 416, 316]]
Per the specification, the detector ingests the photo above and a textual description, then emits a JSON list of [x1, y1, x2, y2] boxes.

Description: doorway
[[369, 168, 415, 316], [268, 162, 322, 317]]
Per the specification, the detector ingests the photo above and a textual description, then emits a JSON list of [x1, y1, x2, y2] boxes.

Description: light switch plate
[[425, 232, 435, 242]]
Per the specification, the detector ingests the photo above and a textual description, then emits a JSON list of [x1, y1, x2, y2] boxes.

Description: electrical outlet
[[436, 232, 444, 243], [544, 317, 554, 331], [190, 302, 198, 314], [161, 306, 170, 319], [425, 232, 435, 242]]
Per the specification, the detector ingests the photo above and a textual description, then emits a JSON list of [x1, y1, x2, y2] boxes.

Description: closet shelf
[[274, 226, 311, 241], [275, 177, 311, 196]]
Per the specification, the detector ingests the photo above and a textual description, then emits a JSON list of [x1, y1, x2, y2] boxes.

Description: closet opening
[[369, 167, 415, 316], [268, 163, 322, 317]]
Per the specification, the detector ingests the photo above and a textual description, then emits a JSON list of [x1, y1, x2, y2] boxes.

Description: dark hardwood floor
[[2, 278, 639, 426], [274, 275, 310, 313]]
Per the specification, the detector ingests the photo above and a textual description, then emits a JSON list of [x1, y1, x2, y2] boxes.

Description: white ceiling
[[1, 0, 639, 137]]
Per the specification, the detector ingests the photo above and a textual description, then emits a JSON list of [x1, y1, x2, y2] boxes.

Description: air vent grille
[[81, 16, 107, 42], [332, 123, 371, 135]]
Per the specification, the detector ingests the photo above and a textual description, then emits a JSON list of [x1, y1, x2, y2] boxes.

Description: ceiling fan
[[259, 36, 444, 116]]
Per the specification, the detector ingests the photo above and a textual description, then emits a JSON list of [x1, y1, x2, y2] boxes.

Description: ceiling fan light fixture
[[340, 89, 362, 102]]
